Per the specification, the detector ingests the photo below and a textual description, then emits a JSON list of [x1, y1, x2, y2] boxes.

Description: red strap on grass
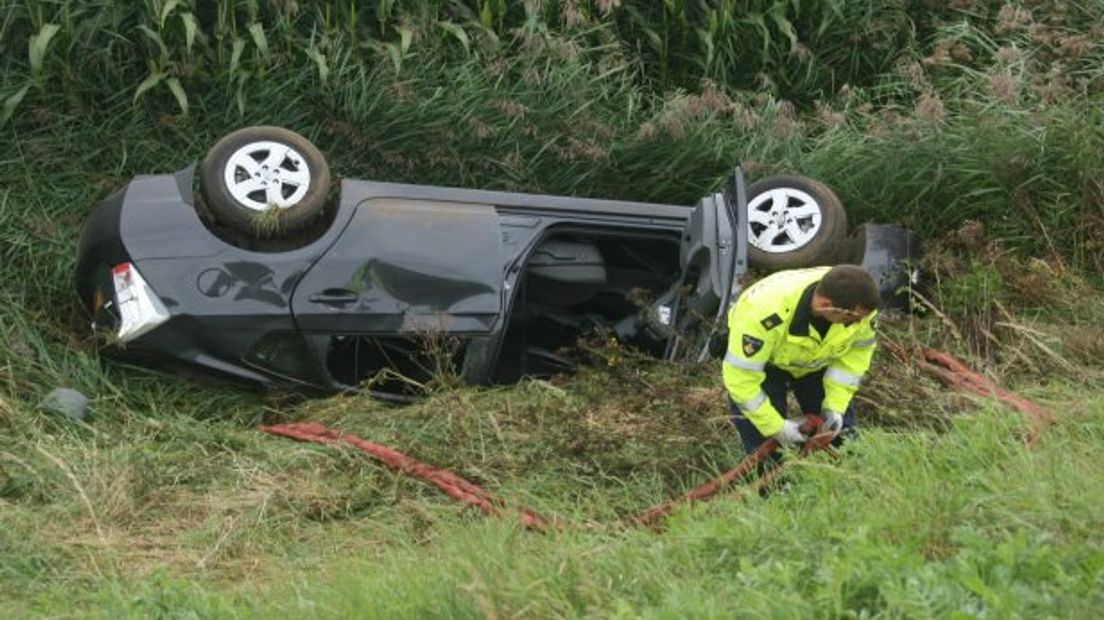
[[921, 348, 1055, 431], [635, 415, 831, 529], [634, 437, 781, 528], [263, 416, 834, 532], [263, 344, 1054, 532], [259, 422, 549, 529], [884, 341, 1055, 444]]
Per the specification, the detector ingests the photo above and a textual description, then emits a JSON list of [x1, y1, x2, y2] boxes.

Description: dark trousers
[[729, 365, 856, 462]]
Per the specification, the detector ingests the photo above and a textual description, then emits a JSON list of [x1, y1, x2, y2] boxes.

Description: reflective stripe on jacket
[[722, 267, 878, 436]]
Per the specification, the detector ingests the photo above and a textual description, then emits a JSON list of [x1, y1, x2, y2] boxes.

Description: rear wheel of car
[[745, 174, 847, 270], [199, 126, 331, 238]]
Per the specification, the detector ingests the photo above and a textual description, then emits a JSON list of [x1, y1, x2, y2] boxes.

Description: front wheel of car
[[745, 174, 847, 270], [199, 126, 331, 239]]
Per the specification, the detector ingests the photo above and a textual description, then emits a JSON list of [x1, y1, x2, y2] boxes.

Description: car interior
[[490, 230, 682, 383]]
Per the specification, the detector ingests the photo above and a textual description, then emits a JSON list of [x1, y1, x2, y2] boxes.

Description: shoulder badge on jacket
[[742, 334, 764, 357], [760, 313, 782, 331]]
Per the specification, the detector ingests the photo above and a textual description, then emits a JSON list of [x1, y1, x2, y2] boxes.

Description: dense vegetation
[[1, 1, 1102, 616]]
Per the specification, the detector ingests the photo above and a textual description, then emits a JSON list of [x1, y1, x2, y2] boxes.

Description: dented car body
[[76, 165, 916, 397]]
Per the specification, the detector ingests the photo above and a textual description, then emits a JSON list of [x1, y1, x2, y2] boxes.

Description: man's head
[[812, 265, 881, 325]]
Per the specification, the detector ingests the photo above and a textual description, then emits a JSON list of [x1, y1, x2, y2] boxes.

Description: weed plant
[[5, 1, 1102, 265], [1, 0, 1103, 616]]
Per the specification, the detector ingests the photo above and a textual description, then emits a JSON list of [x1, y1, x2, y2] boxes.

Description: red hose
[[264, 343, 1055, 529], [634, 415, 831, 529], [260, 423, 549, 529], [263, 415, 836, 531], [884, 341, 1055, 444]]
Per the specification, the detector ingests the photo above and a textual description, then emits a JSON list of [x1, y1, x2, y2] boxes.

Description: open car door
[[663, 167, 750, 362]]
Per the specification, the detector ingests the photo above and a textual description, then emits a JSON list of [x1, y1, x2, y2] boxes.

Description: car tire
[[745, 174, 847, 270], [199, 126, 331, 238]]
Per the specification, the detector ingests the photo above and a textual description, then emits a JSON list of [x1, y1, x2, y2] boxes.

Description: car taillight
[[112, 262, 169, 342]]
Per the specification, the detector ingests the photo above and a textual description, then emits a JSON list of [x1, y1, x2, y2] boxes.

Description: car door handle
[[309, 288, 360, 306]]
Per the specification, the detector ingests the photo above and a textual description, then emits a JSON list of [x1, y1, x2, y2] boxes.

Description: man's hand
[[773, 420, 808, 446], [822, 411, 844, 434]]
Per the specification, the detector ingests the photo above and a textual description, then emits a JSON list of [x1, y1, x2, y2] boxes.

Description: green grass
[[3, 378, 1102, 618], [2, 0, 1104, 616], [267, 398, 1104, 619]]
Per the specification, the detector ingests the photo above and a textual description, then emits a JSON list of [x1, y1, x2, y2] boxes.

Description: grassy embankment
[[2, 1, 1103, 616]]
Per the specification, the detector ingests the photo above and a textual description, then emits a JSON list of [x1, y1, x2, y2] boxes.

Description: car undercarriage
[[76, 127, 918, 397]]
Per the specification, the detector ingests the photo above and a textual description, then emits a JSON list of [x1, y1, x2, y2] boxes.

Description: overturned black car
[[76, 126, 916, 398]]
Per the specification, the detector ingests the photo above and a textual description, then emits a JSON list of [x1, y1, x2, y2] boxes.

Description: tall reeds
[[1, 0, 1102, 268]]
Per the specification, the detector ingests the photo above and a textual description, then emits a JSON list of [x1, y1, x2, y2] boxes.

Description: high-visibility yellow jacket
[[722, 267, 878, 436]]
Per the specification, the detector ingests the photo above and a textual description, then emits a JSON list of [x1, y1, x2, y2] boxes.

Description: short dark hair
[[815, 265, 882, 311]]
